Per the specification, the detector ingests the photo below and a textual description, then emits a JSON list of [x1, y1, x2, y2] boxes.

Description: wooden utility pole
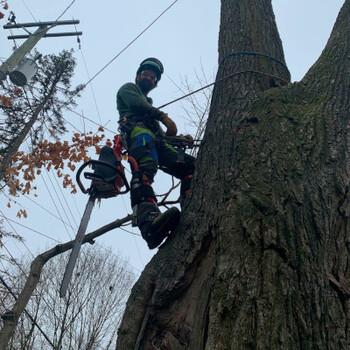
[[0, 20, 82, 82]]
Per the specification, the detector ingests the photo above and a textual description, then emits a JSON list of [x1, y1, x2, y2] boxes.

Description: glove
[[160, 114, 177, 136], [177, 134, 193, 143], [183, 134, 194, 143]]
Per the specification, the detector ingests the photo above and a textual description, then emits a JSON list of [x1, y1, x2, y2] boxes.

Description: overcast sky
[[0, 0, 345, 274]]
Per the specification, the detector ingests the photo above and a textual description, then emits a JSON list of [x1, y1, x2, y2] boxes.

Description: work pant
[[127, 125, 195, 207]]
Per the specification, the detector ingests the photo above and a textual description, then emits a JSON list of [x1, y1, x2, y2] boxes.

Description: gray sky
[[0, 0, 345, 274]]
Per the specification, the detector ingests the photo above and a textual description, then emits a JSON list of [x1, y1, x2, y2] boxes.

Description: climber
[[117, 57, 195, 249]]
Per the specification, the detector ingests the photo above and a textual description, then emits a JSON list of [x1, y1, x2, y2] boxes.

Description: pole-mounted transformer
[[0, 20, 82, 86]]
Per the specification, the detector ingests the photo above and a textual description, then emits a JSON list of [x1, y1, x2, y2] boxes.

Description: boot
[[137, 202, 180, 249]]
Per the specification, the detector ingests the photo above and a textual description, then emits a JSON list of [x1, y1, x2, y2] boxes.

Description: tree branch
[[0, 214, 132, 349]]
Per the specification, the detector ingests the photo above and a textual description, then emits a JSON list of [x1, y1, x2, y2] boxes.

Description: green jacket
[[116, 82, 163, 120]]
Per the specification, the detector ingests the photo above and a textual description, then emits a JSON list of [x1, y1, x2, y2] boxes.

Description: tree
[[4, 246, 135, 350], [116, 1, 350, 349], [0, 49, 82, 184], [0, 49, 105, 217]]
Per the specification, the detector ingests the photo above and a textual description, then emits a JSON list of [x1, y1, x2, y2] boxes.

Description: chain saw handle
[[76, 160, 130, 195], [163, 135, 198, 149]]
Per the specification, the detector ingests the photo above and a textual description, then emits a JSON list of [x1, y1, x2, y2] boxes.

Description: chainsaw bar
[[60, 196, 95, 298]]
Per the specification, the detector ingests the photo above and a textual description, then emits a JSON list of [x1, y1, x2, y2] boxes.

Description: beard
[[137, 79, 154, 94]]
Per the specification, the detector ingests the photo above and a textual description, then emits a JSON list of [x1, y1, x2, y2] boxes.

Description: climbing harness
[[60, 134, 199, 297]]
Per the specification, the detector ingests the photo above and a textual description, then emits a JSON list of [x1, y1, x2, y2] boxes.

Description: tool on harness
[[161, 135, 200, 163], [76, 140, 129, 198], [162, 135, 200, 149], [60, 135, 131, 298]]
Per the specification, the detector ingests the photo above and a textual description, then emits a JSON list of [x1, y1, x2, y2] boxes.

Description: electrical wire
[[0, 214, 61, 243], [66, 106, 115, 134], [41, 173, 72, 240], [47, 170, 79, 229], [1, 197, 74, 308], [72, 19, 106, 131], [5, 0, 77, 40], [55, 0, 76, 22], [0, 209, 35, 258], [13, 1, 180, 136], [78, 44, 103, 125], [10, 193, 76, 230], [21, 0, 37, 22], [85, 0, 180, 87], [43, 170, 76, 235], [23, 137, 75, 241]]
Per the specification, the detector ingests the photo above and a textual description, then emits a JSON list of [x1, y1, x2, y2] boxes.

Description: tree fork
[[116, 1, 350, 349], [0, 62, 66, 182]]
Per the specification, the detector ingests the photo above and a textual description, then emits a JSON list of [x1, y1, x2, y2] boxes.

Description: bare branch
[[0, 214, 132, 348]]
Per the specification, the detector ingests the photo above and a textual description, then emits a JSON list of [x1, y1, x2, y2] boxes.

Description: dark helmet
[[136, 57, 164, 81]]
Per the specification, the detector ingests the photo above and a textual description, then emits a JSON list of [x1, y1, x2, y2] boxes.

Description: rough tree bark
[[116, 1, 350, 349]]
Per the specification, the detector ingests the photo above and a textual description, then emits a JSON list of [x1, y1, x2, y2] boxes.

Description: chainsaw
[[59, 135, 135, 297], [60, 134, 199, 297]]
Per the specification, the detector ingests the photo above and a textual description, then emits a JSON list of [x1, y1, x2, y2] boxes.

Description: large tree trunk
[[116, 1, 350, 349]]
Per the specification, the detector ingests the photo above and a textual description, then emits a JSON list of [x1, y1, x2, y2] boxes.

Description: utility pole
[[0, 20, 82, 84]]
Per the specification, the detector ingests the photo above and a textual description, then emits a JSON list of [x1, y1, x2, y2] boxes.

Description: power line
[[78, 44, 103, 124], [61, 115, 83, 133], [85, 0, 181, 87], [20, 1, 181, 135], [43, 170, 76, 234], [55, 0, 76, 22], [23, 137, 75, 241], [21, 0, 38, 22], [41, 173, 72, 240], [66, 106, 115, 134], [47, 170, 79, 230], [0, 214, 61, 243], [7, 0, 183, 139], [33, 0, 77, 36], [0, 209, 35, 259], [14, 193, 76, 230], [10, 94, 78, 243]]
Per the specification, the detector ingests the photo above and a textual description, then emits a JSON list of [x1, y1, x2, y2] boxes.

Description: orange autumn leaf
[[5, 129, 105, 198]]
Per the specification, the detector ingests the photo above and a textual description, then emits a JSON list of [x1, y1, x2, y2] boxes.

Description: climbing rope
[[159, 51, 290, 109], [158, 68, 289, 109]]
